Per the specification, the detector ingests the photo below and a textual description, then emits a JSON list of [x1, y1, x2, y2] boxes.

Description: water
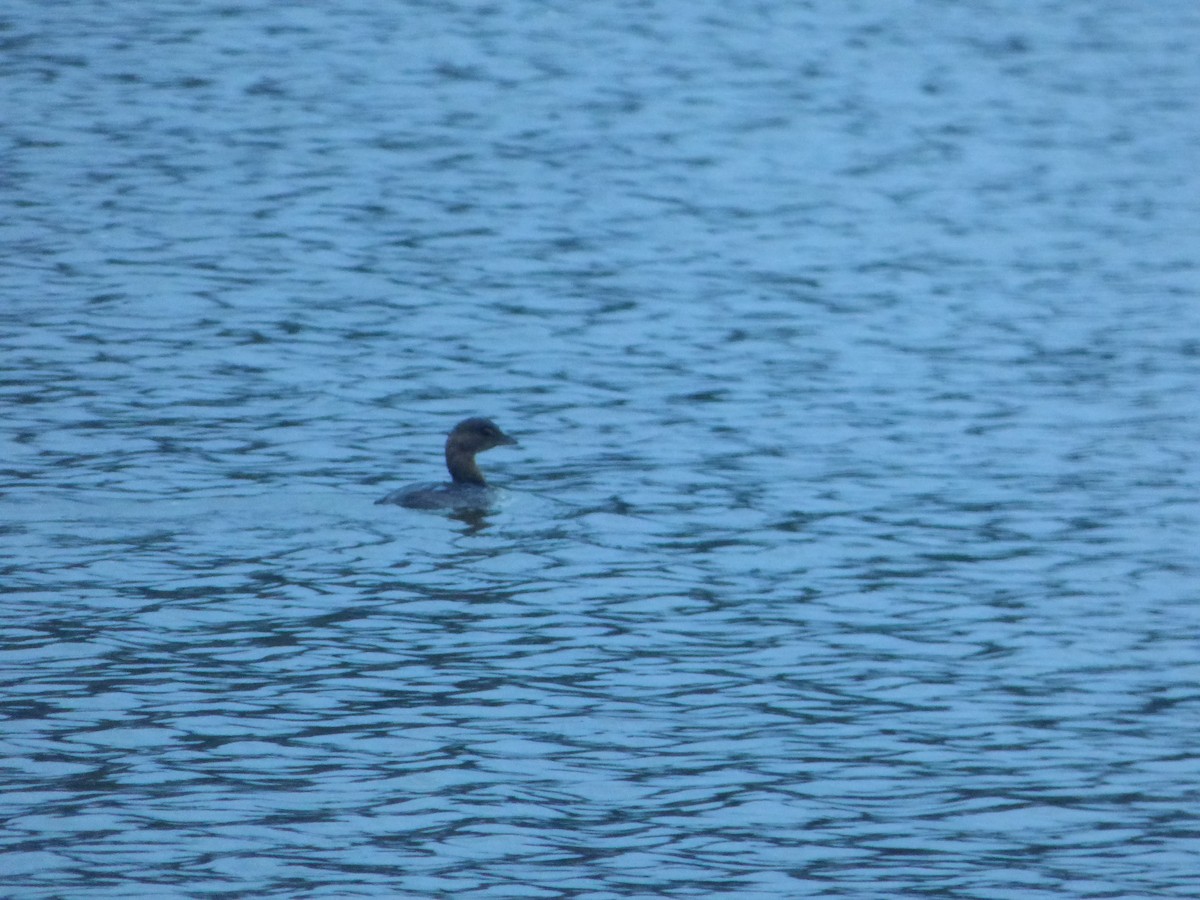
[[3, 1, 1199, 897]]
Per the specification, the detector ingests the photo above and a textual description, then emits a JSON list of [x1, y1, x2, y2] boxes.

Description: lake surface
[[3, 1, 1199, 897]]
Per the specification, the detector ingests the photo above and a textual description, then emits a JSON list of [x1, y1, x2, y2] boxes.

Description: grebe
[[376, 417, 518, 509]]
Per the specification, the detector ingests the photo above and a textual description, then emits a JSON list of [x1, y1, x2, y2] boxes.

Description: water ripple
[[4, 0, 1200, 897]]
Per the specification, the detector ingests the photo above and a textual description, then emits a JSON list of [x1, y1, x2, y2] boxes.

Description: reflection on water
[[3, 0, 1200, 896]]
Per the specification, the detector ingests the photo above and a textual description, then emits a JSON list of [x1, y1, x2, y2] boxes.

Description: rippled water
[[4, 1, 1200, 896]]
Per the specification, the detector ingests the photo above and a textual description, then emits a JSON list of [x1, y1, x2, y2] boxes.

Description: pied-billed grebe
[[376, 417, 519, 509]]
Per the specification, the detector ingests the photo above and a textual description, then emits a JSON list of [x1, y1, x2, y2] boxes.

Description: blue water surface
[[3, 1, 1199, 897]]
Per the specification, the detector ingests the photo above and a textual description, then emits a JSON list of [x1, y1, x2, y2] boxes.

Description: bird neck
[[446, 446, 486, 485]]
